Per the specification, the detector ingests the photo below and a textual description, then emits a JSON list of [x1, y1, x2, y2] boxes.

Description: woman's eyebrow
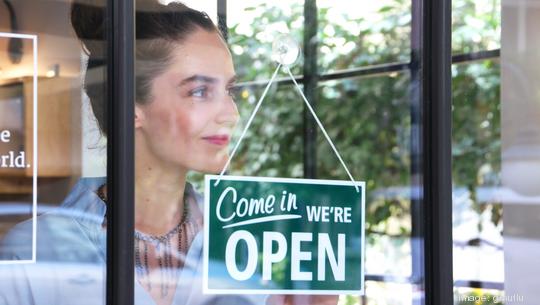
[[179, 74, 218, 86], [227, 75, 238, 85]]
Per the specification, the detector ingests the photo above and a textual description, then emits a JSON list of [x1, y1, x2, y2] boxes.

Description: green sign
[[203, 175, 365, 295]]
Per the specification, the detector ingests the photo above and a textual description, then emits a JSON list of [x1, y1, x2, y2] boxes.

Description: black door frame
[[415, 0, 454, 304], [106, 0, 135, 304]]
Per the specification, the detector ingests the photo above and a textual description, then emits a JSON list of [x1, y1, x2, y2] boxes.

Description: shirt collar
[[59, 177, 107, 230]]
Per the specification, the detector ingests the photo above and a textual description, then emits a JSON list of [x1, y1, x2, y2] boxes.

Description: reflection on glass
[[226, 84, 304, 180], [317, 0, 411, 72], [132, 2, 264, 305], [452, 0, 500, 54], [227, 1, 419, 303], [450, 0, 506, 303], [451, 60, 503, 285], [0, 1, 107, 305], [501, 1, 540, 304], [317, 74, 413, 279], [228, 72, 418, 303], [227, 0, 305, 80]]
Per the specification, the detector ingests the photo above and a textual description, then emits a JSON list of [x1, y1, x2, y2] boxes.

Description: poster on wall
[[203, 175, 365, 295], [0, 32, 38, 264]]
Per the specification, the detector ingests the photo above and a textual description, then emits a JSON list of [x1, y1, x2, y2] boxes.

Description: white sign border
[[0, 32, 38, 265], [203, 174, 366, 295]]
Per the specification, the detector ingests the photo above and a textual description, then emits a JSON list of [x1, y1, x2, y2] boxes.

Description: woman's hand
[[266, 294, 339, 305]]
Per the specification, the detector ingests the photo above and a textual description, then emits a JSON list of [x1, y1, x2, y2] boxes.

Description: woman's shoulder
[[0, 177, 107, 261]]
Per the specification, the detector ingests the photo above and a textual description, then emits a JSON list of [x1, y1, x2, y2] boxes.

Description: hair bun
[[71, 0, 106, 58], [71, 0, 219, 138]]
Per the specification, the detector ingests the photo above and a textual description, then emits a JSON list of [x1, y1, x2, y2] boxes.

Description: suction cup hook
[[272, 34, 300, 66]]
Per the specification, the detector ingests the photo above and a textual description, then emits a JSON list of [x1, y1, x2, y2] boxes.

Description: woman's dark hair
[[71, 0, 221, 137]]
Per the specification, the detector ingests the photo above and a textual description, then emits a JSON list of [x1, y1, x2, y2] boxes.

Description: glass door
[[129, 1, 434, 305], [0, 1, 109, 304], [452, 0, 540, 304], [11, 1, 538, 305]]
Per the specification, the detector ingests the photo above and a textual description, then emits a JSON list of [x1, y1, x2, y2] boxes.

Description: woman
[[84, 1, 245, 304], [0, 1, 337, 305]]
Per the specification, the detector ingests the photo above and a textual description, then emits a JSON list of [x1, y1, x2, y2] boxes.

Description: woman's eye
[[190, 87, 208, 98], [227, 86, 239, 97]]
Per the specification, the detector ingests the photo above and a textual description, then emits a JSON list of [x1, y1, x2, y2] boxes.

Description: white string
[[214, 63, 360, 193], [285, 67, 360, 193], [214, 63, 282, 186]]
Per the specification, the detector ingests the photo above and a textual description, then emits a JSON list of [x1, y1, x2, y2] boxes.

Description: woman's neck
[[134, 153, 188, 236]]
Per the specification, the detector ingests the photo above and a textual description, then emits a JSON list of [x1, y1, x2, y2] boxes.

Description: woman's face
[[135, 28, 239, 173]]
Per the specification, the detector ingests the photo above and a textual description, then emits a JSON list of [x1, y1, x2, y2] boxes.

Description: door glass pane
[[453, 0, 540, 304], [452, 59, 504, 301], [317, 0, 411, 73], [500, 1, 540, 304], [227, 0, 305, 80], [132, 1, 423, 305], [452, 0, 500, 54], [318, 73, 412, 280], [0, 1, 108, 304]]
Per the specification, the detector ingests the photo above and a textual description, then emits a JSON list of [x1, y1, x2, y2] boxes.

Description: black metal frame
[[235, 50, 499, 89], [303, 0, 318, 179], [417, 0, 454, 304], [106, 0, 135, 304]]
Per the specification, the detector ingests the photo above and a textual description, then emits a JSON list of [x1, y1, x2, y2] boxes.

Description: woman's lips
[[202, 135, 230, 146]]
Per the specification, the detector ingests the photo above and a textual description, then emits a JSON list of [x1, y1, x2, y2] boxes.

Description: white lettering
[[262, 232, 287, 280], [236, 198, 249, 217], [216, 187, 236, 222], [280, 191, 287, 211], [344, 207, 352, 223], [216, 188, 285, 224], [264, 195, 275, 214], [334, 207, 344, 222], [0, 130, 10, 142], [321, 206, 330, 222], [225, 230, 258, 281], [14, 151, 25, 167], [249, 198, 265, 215], [306, 205, 321, 222], [287, 193, 297, 211], [291, 232, 312, 281], [317, 233, 345, 281]]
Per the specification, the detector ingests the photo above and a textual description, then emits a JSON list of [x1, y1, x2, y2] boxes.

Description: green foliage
[[452, 60, 502, 232], [453, 0, 501, 54], [189, 0, 501, 239], [226, 0, 416, 239], [317, 0, 411, 71]]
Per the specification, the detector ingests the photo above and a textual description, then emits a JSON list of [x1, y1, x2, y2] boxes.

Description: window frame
[[106, 0, 135, 304]]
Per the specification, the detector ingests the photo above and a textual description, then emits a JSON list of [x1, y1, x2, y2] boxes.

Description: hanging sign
[[203, 175, 365, 295], [203, 34, 365, 295]]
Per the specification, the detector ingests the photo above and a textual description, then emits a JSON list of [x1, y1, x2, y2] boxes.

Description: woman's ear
[[135, 105, 145, 129]]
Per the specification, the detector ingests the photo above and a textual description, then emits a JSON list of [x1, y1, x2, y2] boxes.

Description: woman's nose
[[216, 95, 239, 126]]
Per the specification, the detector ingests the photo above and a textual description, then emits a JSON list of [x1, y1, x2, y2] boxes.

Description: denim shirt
[[0, 177, 265, 305]]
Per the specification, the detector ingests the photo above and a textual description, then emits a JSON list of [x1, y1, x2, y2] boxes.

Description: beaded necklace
[[135, 201, 189, 297], [97, 184, 194, 298]]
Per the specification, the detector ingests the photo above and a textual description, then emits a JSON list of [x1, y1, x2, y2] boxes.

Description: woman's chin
[[199, 160, 229, 175], [205, 167, 224, 175]]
